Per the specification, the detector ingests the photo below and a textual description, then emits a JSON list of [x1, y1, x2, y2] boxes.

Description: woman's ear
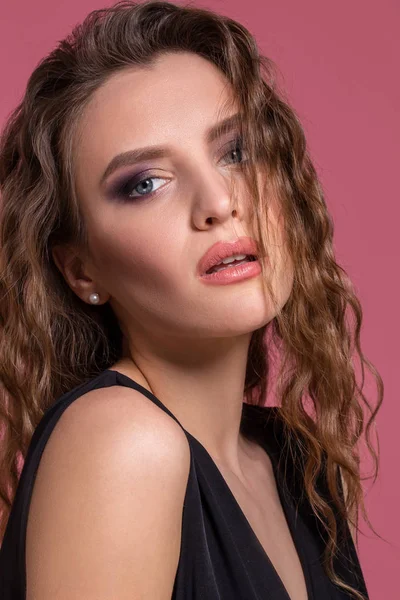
[[51, 243, 102, 303]]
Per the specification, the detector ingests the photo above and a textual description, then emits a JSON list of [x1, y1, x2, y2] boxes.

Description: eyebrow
[[99, 112, 242, 187]]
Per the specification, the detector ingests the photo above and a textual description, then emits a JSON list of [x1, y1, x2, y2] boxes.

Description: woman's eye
[[221, 137, 248, 166], [116, 175, 168, 200]]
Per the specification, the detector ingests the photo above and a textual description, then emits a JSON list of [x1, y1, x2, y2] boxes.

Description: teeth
[[205, 254, 256, 275], [220, 253, 247, 265], [211, 261, 247, 273], [209, 255, 253, 274]]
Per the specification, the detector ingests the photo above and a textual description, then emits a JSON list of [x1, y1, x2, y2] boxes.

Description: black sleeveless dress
[[0, 368, 369, 599]]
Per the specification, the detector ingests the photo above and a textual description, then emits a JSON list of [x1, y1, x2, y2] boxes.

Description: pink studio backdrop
[[0, 0, 398, 597]]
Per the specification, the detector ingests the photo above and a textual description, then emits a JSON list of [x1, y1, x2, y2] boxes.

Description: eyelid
[[110, 170, 169, 199], [106, 168, 160, 197]]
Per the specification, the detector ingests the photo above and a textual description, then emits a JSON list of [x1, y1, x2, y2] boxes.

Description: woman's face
[[70, 51, 293, 343]]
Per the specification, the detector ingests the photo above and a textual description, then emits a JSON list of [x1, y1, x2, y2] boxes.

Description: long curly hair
[[0, 1, 383, 598]]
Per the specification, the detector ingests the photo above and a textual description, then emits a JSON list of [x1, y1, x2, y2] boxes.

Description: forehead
[[75, 52, 237, 160]]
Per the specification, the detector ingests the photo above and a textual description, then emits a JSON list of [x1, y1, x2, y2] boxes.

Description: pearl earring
[[89, 292, 100, 304]]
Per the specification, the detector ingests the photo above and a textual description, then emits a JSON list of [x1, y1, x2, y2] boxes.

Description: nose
[[191, 164, 246, 229]]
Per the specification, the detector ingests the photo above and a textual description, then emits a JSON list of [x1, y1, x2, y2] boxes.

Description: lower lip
[[199, 259, 262, 285]]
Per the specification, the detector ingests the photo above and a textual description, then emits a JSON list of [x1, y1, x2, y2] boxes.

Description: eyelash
[[113, 137, 248, 202]]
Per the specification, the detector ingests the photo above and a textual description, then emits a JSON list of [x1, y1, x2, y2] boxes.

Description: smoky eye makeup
[[104, 134, 248, 202], [105, 167, 160, 201]]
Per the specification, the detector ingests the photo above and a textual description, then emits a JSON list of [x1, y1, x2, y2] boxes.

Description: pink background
[[1, 0, 398, 596]]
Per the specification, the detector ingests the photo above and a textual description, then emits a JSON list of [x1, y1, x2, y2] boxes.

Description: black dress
[[0, 368, 370, 599]]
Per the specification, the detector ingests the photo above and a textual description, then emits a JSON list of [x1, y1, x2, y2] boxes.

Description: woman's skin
[[52, 50, 294, 481]]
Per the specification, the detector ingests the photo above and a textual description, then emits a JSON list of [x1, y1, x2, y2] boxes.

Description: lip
[[199, 259, 262, 285], [197, 236, 260, 277]]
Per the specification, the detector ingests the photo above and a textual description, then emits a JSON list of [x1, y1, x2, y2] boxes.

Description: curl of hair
[[0, 2, 384, 598]]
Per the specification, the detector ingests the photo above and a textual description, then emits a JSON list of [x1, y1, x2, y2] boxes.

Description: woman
[[0, 1, 383, 598]]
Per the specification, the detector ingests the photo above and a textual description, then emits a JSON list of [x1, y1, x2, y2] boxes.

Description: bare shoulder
[[47, 382, 190, 461], [26, 384, 191, 600]]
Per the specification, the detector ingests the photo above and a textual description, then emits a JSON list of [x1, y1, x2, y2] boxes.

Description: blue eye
[[221, 137, 248, 166], [112, 137, 248, 202], [116, 175, 167, 200]]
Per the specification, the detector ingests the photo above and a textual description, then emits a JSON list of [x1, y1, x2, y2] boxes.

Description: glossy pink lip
[[197, 236, 260, 277], [200, 259, 262, 285]]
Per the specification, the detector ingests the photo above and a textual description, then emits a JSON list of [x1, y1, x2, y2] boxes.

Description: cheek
[[89, 227, 181, 293]]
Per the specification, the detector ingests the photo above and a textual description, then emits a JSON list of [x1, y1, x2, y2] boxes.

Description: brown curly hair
[[0, 2, 384, 598]]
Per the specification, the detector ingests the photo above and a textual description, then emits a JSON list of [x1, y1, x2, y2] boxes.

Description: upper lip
[[197, 236, 259, 276]]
